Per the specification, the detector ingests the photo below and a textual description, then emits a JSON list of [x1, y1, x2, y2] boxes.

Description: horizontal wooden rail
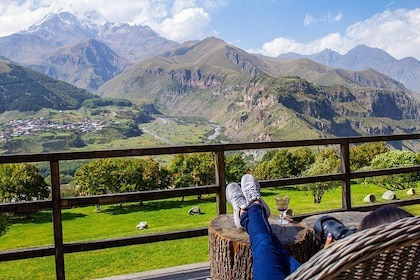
[[292, 197, 420, 222], [0, 133, 419, 279], [351, 165, 420, 179], [0, 228, 208, 262], [1, 133, 419, 164]]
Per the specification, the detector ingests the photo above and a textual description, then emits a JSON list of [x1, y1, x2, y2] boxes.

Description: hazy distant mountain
[[279, 49, 341, 67], [0, 10, 179, 90], [279, 45, 420, 93], [98, 37, 420, 142], [98, 23, 179, 63], [0, 33, 57, 63], [0, 55, 11, 63], [0, 60, 95, 112], [29, 39, 131, 91], [262, 57, 412, 95]]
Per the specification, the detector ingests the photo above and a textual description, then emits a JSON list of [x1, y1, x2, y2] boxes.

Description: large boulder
[[136, 221, 148, 230], [382, 190, 396, 200], [188, 206, 202, 215]]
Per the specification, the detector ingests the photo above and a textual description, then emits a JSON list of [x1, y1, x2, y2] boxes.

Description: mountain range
[[279, 45, 420, 94], [96, 37, 419, 143], [0, 11, 178, 91], [0, 10, 419, 145]]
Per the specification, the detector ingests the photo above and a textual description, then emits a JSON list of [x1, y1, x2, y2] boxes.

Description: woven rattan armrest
[[286, 216, 420, 280]]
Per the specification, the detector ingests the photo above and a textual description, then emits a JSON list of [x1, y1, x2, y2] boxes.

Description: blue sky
[[0, 0, 419, 59]]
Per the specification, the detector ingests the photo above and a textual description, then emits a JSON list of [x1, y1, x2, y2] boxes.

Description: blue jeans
[[240, 204, 300, 280]]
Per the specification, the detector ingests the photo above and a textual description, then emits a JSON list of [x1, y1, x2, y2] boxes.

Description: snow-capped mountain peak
[[21, 10, 109, 45]]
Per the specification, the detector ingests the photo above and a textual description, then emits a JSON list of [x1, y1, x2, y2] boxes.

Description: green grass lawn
[[0, 184, 419, 280]]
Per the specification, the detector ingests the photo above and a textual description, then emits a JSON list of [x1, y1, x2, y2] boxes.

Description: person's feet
[[226, 182, 247, 229], [241, 174, 271, 218]]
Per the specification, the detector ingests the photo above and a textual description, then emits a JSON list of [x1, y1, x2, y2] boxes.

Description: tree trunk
[[209, 214, 316, 280]]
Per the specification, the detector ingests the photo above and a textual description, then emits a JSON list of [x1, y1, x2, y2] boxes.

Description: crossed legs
[[226, 174, 300, 280]]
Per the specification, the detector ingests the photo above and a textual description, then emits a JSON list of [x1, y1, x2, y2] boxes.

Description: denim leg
[[240, 204, 300, 280]]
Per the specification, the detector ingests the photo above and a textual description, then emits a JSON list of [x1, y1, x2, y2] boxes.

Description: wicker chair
[[286, 215, 420, 280]]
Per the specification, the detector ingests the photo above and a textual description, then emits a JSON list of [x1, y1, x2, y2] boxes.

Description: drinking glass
[[275, 195, 290, 225]]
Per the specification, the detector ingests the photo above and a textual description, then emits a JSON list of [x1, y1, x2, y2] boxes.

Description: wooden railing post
[[340, 142, 352, 210], [50, 160, 65, 280], [215, 151, 227, 214]]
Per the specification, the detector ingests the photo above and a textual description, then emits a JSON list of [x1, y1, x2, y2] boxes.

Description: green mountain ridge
[[0, 60, 96, 112]]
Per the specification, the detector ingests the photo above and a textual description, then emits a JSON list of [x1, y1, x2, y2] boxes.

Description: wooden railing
[[1, 134, 420, 279]]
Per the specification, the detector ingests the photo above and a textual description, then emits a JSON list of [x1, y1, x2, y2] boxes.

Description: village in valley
[[0, 116, 109, 143]]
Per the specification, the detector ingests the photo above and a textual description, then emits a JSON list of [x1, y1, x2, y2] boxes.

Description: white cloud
[[255, 8, 420, 60], [303, 14, 317, 26], [334, 12, 343, 22], [171, 0, 197, 14], [0, 0, 213, 43], [0, 0, 53, 36], [303, 12, 342, 26], [250, 33, 345, 56], [345, 8, 420, 59], [156, 7, 211, 42]]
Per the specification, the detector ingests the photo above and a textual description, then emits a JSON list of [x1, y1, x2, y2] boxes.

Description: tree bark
[[209, 214, 317, 280]]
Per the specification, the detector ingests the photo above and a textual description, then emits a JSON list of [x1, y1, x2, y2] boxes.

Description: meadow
[[0, 183, 419, 280]]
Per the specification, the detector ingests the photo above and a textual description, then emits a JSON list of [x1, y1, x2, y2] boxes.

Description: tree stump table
[[208, 214, 317, 280]]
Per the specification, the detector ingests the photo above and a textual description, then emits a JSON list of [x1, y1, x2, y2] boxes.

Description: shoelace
[[230, 193, 246, 209], [243, 185, 260, 201]]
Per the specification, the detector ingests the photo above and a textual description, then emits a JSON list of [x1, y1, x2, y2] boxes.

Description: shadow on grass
[[7, 211, 87, 225], [262, 186, 303, 198], [261, 189, 279, 196], [103, 195, 216, 215]]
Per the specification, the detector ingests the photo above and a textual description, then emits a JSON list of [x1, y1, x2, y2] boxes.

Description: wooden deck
[[96, 262, 210, 280]]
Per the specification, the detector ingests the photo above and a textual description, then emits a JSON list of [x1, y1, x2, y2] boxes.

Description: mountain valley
[[0, 10, 419, 152]]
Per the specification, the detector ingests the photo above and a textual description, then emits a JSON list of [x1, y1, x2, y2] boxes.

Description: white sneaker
[[226, 182, 247, 229], [240, 174, 271, 218]]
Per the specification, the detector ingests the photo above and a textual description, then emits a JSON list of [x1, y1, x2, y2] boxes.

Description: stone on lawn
[[363, 194, 376, 203], [407, 188, 416, 196], [136, 221, 148, 230], [188, 206, 201, 215], [382, 190, 396, 200]]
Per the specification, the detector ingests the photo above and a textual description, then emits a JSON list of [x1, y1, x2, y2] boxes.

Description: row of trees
[[0, 164, 49, 203], [0, 164, 49, 235], [74, 153, 247, 203], [0, 142, 419, 238]]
